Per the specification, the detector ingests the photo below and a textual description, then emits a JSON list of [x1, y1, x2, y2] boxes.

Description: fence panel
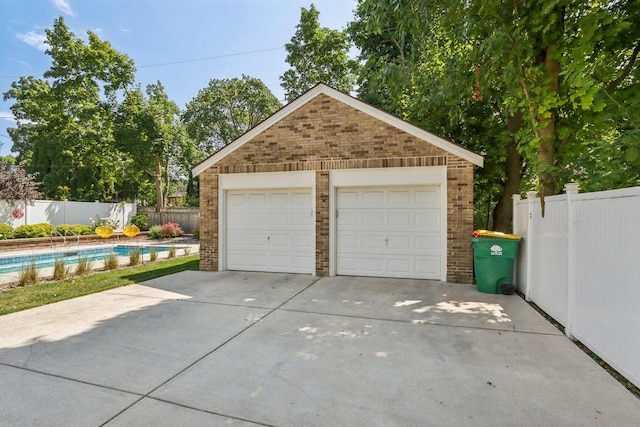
[[570, 188, 640, 388], [526, 194, 569, 325], [1, 200, 136, 230], [139, 207, 199, 233], [514, 185, 640, 388]]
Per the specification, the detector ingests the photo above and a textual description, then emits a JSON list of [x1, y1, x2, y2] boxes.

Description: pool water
[[0, 245, 176, 274]]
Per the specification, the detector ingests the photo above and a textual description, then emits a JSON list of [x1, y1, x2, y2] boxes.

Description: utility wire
[[137, 46, 284, 68], [0, 46, 285, 78]]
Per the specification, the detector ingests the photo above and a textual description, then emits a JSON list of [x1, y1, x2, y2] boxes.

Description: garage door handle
[[385, 238, 389, 246], [267, 236, 270, 242]]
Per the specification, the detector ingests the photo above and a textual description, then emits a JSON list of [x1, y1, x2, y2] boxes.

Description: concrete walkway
[[0, 272, 638, 426]]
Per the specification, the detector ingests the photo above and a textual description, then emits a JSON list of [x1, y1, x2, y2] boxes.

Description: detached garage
[[193, 84, 483, 283]]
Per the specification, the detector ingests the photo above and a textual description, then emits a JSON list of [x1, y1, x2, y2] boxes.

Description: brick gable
[[198, 92, 477, 283]]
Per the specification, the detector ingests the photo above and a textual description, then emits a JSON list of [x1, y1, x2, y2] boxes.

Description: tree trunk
[[493, 112, 523, 232], [537, 39, 561, 198], [153, 154, 164, 212]]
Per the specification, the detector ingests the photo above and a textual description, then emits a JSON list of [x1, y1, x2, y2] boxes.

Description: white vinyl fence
[[1, 200, 136, 231], [513, 184, 640, 388]]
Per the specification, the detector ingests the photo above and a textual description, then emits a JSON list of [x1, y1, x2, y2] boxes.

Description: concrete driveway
[[1, 272, 638, 426]]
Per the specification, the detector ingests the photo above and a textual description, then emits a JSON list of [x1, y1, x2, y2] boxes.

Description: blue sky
[[0, 0, 358, 156]]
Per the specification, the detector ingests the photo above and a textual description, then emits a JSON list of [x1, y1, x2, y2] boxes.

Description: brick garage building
[[192, 84, 483, 283]]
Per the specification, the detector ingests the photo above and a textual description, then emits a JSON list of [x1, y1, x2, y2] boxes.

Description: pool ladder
[[50, 227, 80, 248]]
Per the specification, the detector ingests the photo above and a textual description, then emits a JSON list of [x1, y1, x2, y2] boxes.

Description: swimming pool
[[0, 245, 178, 274]]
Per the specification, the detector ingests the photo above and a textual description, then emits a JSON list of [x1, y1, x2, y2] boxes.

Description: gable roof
[[192, 83, 483, 176]]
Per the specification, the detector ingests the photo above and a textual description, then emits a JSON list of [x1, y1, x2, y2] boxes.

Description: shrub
[[14, 223, 55, 238], [148, 225, 162, 239], [0, 223, 14, 239], [159, 222, 184, 238], [75, 256, 93, 276], [18, 261, 39, 286], [103, 253, 119, 270], [90, 215, 119, 231], [129, 213, 149, 231], [129, 248, 141, 266], [183, 247, 191, 256], [168, 245, 177, 258], [193, 229, 199, 240], [56, 224, 93, 236], [149, 247, 158, 262], [53, 258, 70, 281]]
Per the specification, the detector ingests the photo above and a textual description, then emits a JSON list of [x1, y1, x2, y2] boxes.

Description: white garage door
[[226, 189, 314, 274], [337, 186, 441, 279]]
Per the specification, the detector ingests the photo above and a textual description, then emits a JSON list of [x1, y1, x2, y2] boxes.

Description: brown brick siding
[[199, 94, 475, 283]]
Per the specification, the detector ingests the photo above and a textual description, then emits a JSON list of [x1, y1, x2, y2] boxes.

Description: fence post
[[512, 194, 522, 292], [525, 191, 537, 301], [564, 183, 580, 340]]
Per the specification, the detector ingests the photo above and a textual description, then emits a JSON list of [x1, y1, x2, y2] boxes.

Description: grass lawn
[[0, 255, 199, 316]]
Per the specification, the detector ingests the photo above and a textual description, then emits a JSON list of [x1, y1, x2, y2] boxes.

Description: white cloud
[[51, 0, 76, 17], [16, 31, 48, 51]]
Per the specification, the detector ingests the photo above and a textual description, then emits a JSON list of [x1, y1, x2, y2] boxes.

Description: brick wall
[[199, 94, 475, 283]]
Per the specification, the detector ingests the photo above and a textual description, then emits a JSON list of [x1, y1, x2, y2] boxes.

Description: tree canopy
[[3, 17, 136, 201], [116, 82, 195, 210], [280, 4, 359, 101], [351, 0, 640, 229], [183, 75, 281, 156]]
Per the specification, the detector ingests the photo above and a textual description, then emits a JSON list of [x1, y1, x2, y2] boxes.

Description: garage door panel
[[248, 193, 267, 207], [226, 188, 314, 274], [416, 189, 439, 206], [337, 186, 441, 280]]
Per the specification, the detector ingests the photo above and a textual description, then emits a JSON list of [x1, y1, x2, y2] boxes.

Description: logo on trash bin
[[490, 244, 503, 256]]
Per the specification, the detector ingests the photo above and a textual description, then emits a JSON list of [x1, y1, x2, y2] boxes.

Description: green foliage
[[193, 229, 199, 240], [128, 248, 141, 266], [14, 223, 55, 238], [74, 256, 93, 276], [56, 224, 93, 236], [0, 223, 14, 239], [18, 261, 39, 287], [351, 0, 640, 229], [129, 213, 149, 230], [148, 225, 162, 239], [281, 4, 359, 101], [149, 247, 158, 262], [115, 82, 195, 210], [53, 258, 70, 281], [103, 253, 119, 270], [182, 75, 281, 155], [3, 17, 137, 201], [90, 215, 119, 231]]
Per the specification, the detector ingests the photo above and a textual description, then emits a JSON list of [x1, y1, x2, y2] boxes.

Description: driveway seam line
[[278, 308, 564, 336], [99, 276, 323, 427], [145, 396, 275, 427], [0, 361, 142, 397]]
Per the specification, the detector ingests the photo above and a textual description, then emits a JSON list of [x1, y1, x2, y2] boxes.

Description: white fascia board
[[192, 84, 483, 177], [219, 170, 315, 190], [331, 166, 446, 187]]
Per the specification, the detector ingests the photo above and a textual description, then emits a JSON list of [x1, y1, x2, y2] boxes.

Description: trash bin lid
[[472, 229, 521, 240]]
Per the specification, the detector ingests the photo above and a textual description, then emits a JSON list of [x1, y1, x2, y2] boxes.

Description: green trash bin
[[471, 234, 522, 294]]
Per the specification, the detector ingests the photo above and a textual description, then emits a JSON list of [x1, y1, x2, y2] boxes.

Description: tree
[[116, 82, 195, 210], [3, 17, 136, 201], [280, 4, 359, 101], [182, 75, 281, 155], [0, 159, 41, 206], [351, 0, 640, 229]]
